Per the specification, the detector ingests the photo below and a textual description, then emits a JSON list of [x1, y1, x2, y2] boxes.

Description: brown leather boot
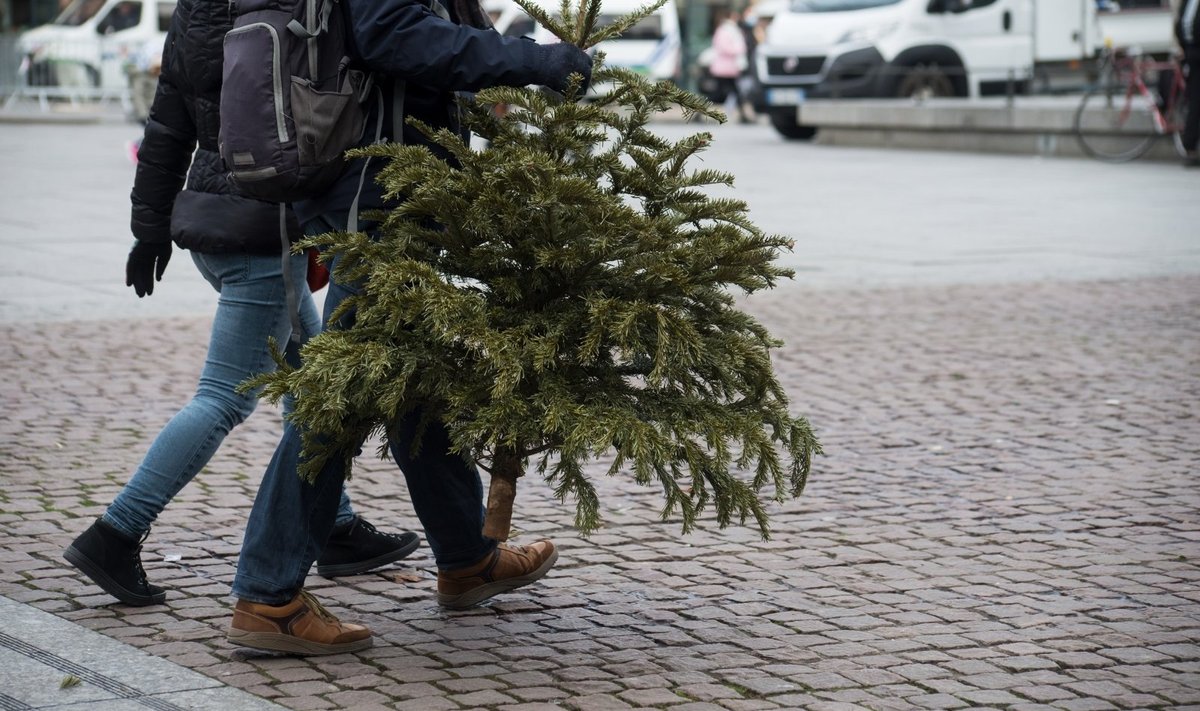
[[437, 540, 558, 610], [227, 590, 372, 655]]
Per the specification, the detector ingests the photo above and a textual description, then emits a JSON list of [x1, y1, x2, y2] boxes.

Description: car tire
[[768, 109, 817, 140], [894, 62, 959, 99]]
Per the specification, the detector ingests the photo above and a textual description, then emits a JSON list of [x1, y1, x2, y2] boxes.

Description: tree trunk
[[483, 446, 522, 541]]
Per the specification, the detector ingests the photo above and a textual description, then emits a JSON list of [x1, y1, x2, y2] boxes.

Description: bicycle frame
[[1106, 53, 1185, 135], [1075, 47, 1188, 162]]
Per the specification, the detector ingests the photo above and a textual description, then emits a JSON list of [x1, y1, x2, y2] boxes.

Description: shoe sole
[[226, 629, 373, 656], [315, 533, 421, 578], [436, 547, 559, 610], [63, 545, 165, 607]]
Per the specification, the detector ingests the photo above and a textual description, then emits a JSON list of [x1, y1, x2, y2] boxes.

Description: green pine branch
[[248, 0, 822, 538]]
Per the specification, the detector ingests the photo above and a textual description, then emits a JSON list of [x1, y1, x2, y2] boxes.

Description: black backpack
[[218, 0, 370, 203]]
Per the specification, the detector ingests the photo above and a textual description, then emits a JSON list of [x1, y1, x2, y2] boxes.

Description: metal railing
[[0, 35, 143, 114]]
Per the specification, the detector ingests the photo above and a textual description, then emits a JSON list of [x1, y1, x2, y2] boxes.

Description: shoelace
[[354, 517, 404, 542], [297, 590, 338, 625], [132, 530, 152, 589]]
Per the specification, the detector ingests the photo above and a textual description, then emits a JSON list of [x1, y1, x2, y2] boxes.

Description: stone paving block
[[4, 277, 1200, 710]]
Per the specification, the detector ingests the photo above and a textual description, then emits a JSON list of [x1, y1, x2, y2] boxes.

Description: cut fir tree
[[249, 0, 822, 541]]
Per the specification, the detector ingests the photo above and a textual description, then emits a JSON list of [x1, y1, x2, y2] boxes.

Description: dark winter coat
[[130, 0, 297, 253], [294, 0, 559, 223]]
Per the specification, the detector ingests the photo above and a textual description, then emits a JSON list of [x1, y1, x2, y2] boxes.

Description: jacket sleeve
[[345, 0, 545, 92], [130, 24, 198, 244]]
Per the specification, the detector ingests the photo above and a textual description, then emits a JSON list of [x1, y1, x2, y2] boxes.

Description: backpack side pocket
[[290, 68, 366, 167]]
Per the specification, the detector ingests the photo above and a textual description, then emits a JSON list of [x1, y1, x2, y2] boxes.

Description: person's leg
[[65, 252, 316, 607], [386, 381, 558, 610], [387, 411, 492, 570], [1182, 48, 1200, 157], [732, 75, 750, 122], [102, 252, 314, 539], [228, 236, 376, 654], [273, 267, 358, 529]]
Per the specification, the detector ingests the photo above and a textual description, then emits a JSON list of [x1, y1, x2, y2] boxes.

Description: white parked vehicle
[[754, 0, 1174, 139], [17, 0, 175, 90], [486, 0, 682, 84]]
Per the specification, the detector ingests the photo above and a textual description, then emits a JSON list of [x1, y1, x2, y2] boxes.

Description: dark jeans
[[230, 211, 496, 605], [1183, 47, 1200, 152]]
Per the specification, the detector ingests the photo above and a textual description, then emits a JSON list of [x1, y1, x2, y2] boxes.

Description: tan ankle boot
[[437, 540, 558, 610], [228, 589, 372, 655]]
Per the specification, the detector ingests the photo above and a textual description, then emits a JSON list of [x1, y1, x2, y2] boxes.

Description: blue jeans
[[231, 212, 496, 605], [103, 251, 356, 540]]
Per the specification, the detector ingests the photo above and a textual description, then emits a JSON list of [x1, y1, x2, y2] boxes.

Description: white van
[[17, 0, 175, 90], [486, 0, 682, 84], [754, 0, 1173, 140]]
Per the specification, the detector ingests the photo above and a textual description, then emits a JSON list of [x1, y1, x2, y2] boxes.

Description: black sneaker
[[316, 516, 420, 578], [63, 518, 166, 606]]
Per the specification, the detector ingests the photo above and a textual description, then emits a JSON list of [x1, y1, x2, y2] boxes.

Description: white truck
[[17, 0, 175, 90], [754, 0, 1175, 139]]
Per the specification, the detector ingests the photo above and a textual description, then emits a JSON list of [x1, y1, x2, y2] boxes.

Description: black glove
[[125, 240, 172, 297], [531, 42, 593, 95]]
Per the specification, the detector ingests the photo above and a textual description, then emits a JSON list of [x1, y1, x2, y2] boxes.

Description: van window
[[96, 1, 142, 33], [597, 13, 663, 40], [791, 0, 902, 11], [158, 1, 176, 30], [54, 0, 106, 26]]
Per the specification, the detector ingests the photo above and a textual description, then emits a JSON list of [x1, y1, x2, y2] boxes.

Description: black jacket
[[294, 0, 555, 224], [130, 0, 296, 253]]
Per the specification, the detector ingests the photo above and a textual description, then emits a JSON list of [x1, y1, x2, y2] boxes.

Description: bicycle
[[1074, 44, 1188, 163]]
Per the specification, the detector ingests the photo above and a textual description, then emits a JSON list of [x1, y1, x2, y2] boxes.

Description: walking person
[[710, 8, 752, 124], [63, 0, 420, 608], [224, 0, 593, 655], [1177, 0, 1200, 166]]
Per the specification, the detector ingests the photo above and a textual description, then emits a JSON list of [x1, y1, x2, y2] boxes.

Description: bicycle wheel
[[1074, 82, 1158, 162]]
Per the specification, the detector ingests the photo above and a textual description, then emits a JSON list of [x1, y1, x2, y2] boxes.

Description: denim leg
[[104, 251, 318, 540], [232, 216, 361, 603], [320, 241, 493, 569], [277, 279, 355, 529], [388, 413, 494, 570], [230, 420, 349, 604]]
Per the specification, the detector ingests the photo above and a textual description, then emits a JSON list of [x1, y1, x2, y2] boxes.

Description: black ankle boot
[[316, 516, 420, 578], [63, 518, 166, 606]]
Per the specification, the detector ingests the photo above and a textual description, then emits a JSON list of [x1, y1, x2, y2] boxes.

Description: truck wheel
[[895, 63, 958, 99], [768, 110, 817, 140]]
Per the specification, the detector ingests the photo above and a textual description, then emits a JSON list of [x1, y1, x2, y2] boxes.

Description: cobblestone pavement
[[2, 274, 1199, 710]]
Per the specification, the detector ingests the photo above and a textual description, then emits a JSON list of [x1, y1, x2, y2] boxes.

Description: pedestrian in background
[[63, 0, 419, 608], [225, 0, 592, 656], [1177, 0, 1200, 166], [709, 7, 752, 124]]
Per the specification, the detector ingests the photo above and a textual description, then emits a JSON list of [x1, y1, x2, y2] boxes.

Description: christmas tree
[[251, 0, 821, 540]]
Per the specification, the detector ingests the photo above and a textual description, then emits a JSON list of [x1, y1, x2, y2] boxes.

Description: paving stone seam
[[0, 632, 188, 711], [0, 692, 33, 711]]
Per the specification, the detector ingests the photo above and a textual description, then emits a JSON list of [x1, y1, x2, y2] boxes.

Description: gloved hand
[[125, 240, 172, 297], [532, 42, 593, 95]]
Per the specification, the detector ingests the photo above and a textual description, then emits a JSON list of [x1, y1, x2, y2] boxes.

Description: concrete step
[[796, 97, 1184, 161]]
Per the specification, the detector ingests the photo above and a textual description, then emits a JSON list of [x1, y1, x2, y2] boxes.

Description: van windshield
[[54, 0, 107, 25], [790, 0, 902, 11]]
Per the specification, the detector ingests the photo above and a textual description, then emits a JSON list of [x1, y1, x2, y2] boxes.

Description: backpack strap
[[348, 87, 387, 234], [287, 0, 337, 78], [280, 203, 303, 343]]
